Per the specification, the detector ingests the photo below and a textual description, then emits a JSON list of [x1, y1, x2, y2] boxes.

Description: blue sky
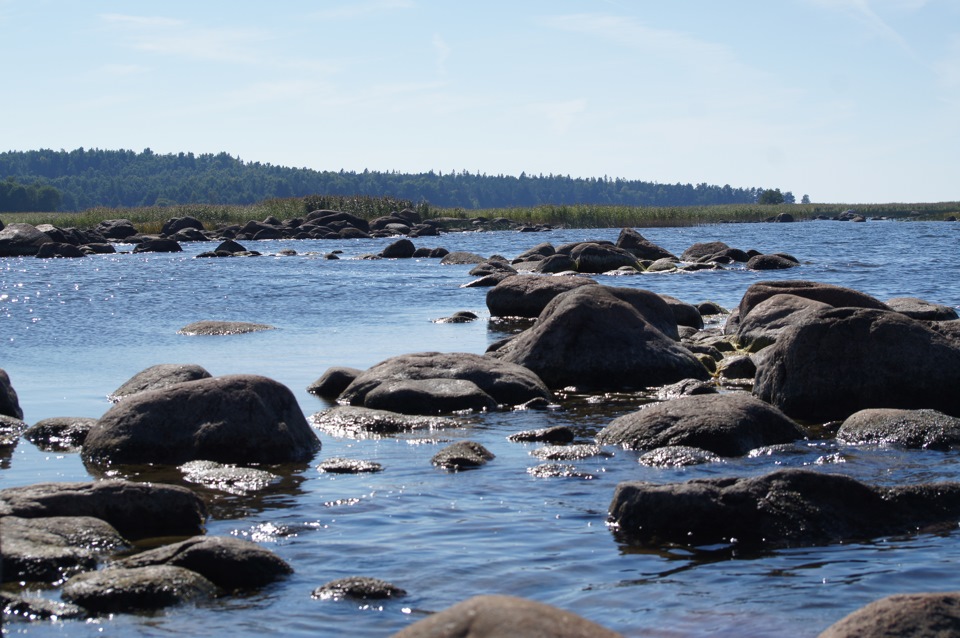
[[2, 0, 957, 203]]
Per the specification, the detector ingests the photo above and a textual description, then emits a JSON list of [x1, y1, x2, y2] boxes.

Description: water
[[2, 220, 959, 637]]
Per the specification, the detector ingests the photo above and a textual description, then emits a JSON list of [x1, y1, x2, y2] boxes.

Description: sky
[[2, 0, 958, 204]]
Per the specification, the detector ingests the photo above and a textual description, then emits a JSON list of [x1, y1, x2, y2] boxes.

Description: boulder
[[440, 251, 487, 265], [0, 590, 86, 620], [161, 216, 204, 236], [339, 352, 552, 410], [886, 296, 960, 321], [177, 320, 275, 335], [307, 366, 363, 398], [84, 374, 321, 467], [735, 293, 832, 352], [837, 408, 960, 450], [317, 457, 383, 474], [659, 294, 704, 330], [532, 253, 578, 273], [108, 363, 212, 401], [486, 275, 598, 318], [389, 594, 623, 638], [132, 238, 183, 253], [95, 219, 138, 240], [638, 445, 722, 467], [514, 242, 556, 261], [0, 368, 23, 419], [746, 254, 799, 270], [309, 405, 458, 436], [0, 223, 53, 256], [116, 535, 292, 590], [23, 416, 98, 451], [738, 280, 889, 321], [61, 565, 217, 613], [306, 209, 370, 232], [568, 242, 639, 273], [36, 242, 86, 258], [818, 592, 960, 638], [313, 576, 406, 600], [380, 238, 416, 258], [432, 441, 495, 470], [507, 426, 575, 444], [609, 468, 960, 548], [491, 286, 707, 390], [753, 308, 960, 421], [364, 378, 498, 414], [0, 480, 206, 540], [596, 393, 804, 457], [179, 460, 279, 495], [1, 414, 27, 449], [681, 241, 731, 262], [615, 227, 677, 261]]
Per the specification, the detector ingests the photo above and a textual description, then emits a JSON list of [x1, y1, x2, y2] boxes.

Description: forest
[[0, 148, 783, 212]]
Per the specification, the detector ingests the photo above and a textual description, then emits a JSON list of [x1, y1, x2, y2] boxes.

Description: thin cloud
[[804, 0, 917, 56], [311, 0, 415, 21]]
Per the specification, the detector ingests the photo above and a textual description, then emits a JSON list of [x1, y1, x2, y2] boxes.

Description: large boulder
[[339, 352, 551, 411], [596, 393, 805, 457], [614, 227, 677, 261], [364, 378, 499, 414], [96, 219, 138, 240], [486, 275, 598, 318], [161, 216, 204, 236], [61, 565, 217, 613], [0, 480, 206, 540], [837, 408, 960, 450], [754, 307, 960, 421], [738, 280, 889, 321], [818, 592, 960, 638], [0, 223, 53, 257], [0, 368, 23, 419], [609, 468, 960, 548], [84, 374, 321, 467], [886, 296, 960, 321], [735, 293, 832, 352], [108, 363, 212, 401], [567, 242, 639, 273], [491, 286, 708, 390], [389, 594, 623, 638]]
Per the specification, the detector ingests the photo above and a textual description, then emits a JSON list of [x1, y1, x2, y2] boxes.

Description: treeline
[[0, 147, 774, 212], [0, 177, 62, 212]]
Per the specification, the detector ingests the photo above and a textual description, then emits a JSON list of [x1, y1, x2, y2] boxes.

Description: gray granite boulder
[[85, 374, 320, 467], [0, 223, 54, 257], [738, 280, 889, 321], [431, 441, 495, 470], [818, 592, 960, 638], [61, 565, 217, 613], [886, 296, 960, 321], [837, 408, 960, 450], [597, 393, 804, 457], [486, 274, 598, 318], [307, 366, 363, 398], [735, 293, 832, 352], [108, 363, 212, 402], [23, 417, 98, 451], [364, 378, 498, 414], [567, 242, 639, 273], [615, 227, 677, 261], [310, 405, 458, 437]]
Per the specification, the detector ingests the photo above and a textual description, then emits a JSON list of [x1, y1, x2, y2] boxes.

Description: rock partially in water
[[0, 223, 54, 257], [615, 227, 677, 261], [23, 417, 97, 451], [132, 238, 183, 253], [717, 355, 757, 380], [61, 565, 217, 614], [738, 280, 889, 321], [0, 590, 86, 621], [837, 408, 960, 450], [609, 468, 960, 549], [432, 441, 495, 470], [116, 535, 292, 591], [365, 378, 499, 414], [507, 425, 575, 443], [1, 368, 23, 419], [310, 406, 458, 437], [317, 457, 383, 474], [179, 460, 279, 495], [639, 445, 722, 467], [440, 251, 487, 265], [313, 576, 406, 600], [485, 274, 598, 319], [527, 463, 595, 480], [0, 480, 207, 540], [433, 310, 479, 324], [736, 293, 832, 352], [85, 374, 321, 467], [108, 363, 212, 402], [389, 594, 623, 638], [655, 378, 718, 400], [746, 254, 799, 270], [1, 414, 27, 449], [307, 366, 362, 398], [597, 393, 805, 457], [531, 444, 612, 461], [177, 320, 275, 336], [818, 592, 960, 638]]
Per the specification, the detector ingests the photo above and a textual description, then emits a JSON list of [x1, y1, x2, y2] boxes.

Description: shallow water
[[2, 220, 960, 637]]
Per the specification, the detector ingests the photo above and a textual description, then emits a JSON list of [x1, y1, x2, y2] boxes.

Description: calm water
[[2, 220, 959, 637]]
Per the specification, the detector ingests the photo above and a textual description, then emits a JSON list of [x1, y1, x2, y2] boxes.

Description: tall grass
[[2, 197, 957, 233]]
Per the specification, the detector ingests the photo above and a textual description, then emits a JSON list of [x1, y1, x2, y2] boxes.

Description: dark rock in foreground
[[389, 594, 623, 638], [609, 468, 960, 548], [61, 565, 217, 613], [0, 223, 53, 257], [85, 374, 320, 467], [818, 592, 960, 638]]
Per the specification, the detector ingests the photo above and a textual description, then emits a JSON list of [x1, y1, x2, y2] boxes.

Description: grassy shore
[[2, 196, 958, 233]]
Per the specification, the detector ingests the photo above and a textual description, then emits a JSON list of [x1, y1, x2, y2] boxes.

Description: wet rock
[[85, 374, 321, 467], [615, 227, 678, 261], [527, 463, 595, 479], [609, 468, 960, 549], [818, 592, 960, 638], [746, 253, 800, 270], [1, 368, 23, 419], [431, 441, 495, 470], [313, 576, 406, 600], [0, 590, 86, 621], [0, 480, 206, 540], [108, 363, 212, 401], [380, 238, 416, 258], [597, 393, 804, 457], [365, 378, 499, 414], [1, 414, 27, 450], [735, 294, 832, 352], [440, 251, 487, 265], [886, 296, 960, 321], [177, 320, 275, 335], [23, 417, 97, 451], [389, 594, 623, 638], [179, 460, 279, 495], [307, 366, 363, 398], [116, 535, 292, 590], [655, 378, 717, 400], [0, 223, 54, 256], [434, 310, 479, 324], [639, 445, 722, 467], [530, 444, 611, 461], [61, 565, 218, 613], [507, 425, 575, 444], [486, 274, 598, 318], [317, 457, 383, 473], [1, 515, 127, 584], [754, 307, 960, 422], [132, 238, 183, 253], [310, 405, 458, 436], [660, 294, 704, 330], [491, 286, 708, 390], [837, 408, 960, 450], [339, 352, 552, 410]]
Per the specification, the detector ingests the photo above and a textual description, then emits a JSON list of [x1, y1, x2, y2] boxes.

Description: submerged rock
[[179, 460, 279, 495], [307, 366, 363, 398], [507, 425, 575, 444], [177, 320, 275, 335], [638, 445, 722, 467], [310, 406, 458, 436], [313, 576, 406, 600], [23, 417, 97, 451], [431, 441, 495, 470], [317, 457, 383, 474]]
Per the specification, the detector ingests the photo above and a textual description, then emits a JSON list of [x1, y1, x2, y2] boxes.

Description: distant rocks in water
[[596, 393, 805, 457], [530, 444, 610, 461], [380, 238, 416, 258], [1, 368, 23, 420], [746, 253, 800, 270], [96, 219, 138, 240], [431, 441, 495, 470], [108, 363, 212, 402], [615, 227, 677, 261], [433, 310, 479, 324], [440, 251, 487, 265], [818, 592, 960, 638], [313, 576, 406, 601], [389, 594, 624, 638], [309, 405, 458, 437], [23, 417, 98, 451], [84, 374, 321, 467], [0, 223, 53, 257], [1, 414, 28, 449], [317, 457, 383, 474], [507, 425, 575, 444], [837, 408, 960, 450], [178, 320, 275, 335], [609, 468, 960, 549], [337, 351, 552, 413], [36, 242, 86, 258], [132, 238, 183, 253]]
